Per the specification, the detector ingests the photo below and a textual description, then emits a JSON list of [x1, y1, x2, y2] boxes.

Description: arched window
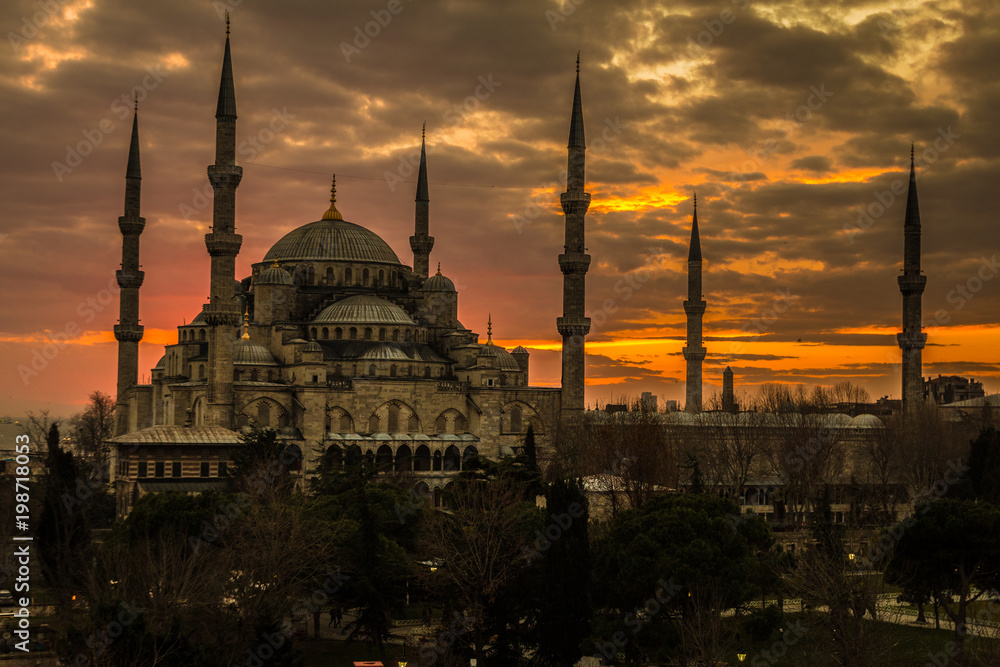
[[379, 328, 386, 341], [444, 445, 461, 471], [233, 369, 240, 381], [395, 445, 412, 472], [199, 364, 205, 380], [311, 327, 318, 339], [407, 365, 413, 376], [391, 271, 397, 287], [404, 330, 412, 342], [462, 446, 479, 471], [257, 401, 271, 426], [378, 269, 384, 285], [390, 364, 397, 377], [510, 405, 522, 433], [352, 364, 358, 376], [388, 404, 400, 432], [407, 413, 419, 432], [335, 327, 343, 340], [376, 445, 393, 470], [362, 268, 370, 286], [424, 367, 431, 378], [326, 445, 343, 470], [392, 329, 399, 342], [322, 327, 329, 339], [368, 413, 379, 432], [414, 445, 431, 471], [349, 327, 357, 340], [334, 364, 342, 376], [250, 369, 259, 382], [339, 412, 352, 432], [368, 364, 377, 376], [454, 413, 467, 433], [432, 451, 443, 471], [199, 329, 206, 342], [345, 444, 362, 467], [307, 266, 315, 284], [364, 327, 372, 340], [326, 267, 334, 284], [436, 413, 447, 434], [345, 267, 352, 284]]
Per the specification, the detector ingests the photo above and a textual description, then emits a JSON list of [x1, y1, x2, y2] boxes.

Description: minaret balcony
[[896, 331, 927, 350], [117, 216, 146, 235], [205, 232, 243, 257], [207, 163, 244, 188], [558, 253, 591, 275], [409, 235, 435, 253], [897, 274, 927, 295], [113, 324, 144, 343], [557, 316, 591, 337], [560, 191, 591, 215], [682, 345, 706, 362], [116, 270, 145, 289], [683, 299, 706, 315]]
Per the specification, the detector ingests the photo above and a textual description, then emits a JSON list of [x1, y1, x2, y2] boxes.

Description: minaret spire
[[204, 22, 244, 428], [558, 55, 592, 429], [114, 101, 146, 435], [683, 194, 707, 413], [897, 145, 927, 412], [410, 123, 434, 278], [323, 173, 343, 220]]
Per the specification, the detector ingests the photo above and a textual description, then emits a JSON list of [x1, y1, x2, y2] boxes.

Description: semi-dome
[[257, 262, 294, 285], [850, 414, 884, 428], [234, 339, 279, 366], [360, 343, 411, 361], [314, 294, 415, 326], [477, 343, 523, 372], [263, 219, 401, 265]]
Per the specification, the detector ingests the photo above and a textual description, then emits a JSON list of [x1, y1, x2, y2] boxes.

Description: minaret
[[722, 366, 735, 413], [557, 54, 591, 428], [683, 194, 706, 413], [897, 145, 927, 412], [113, 98, 145, 436], [204, 15, 243, 428], [410, 123, 434, 278]]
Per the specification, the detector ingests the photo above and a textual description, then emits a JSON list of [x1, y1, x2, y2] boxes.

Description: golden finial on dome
[[436, 262, 442, 276], [241, 309, 250, 340], [272, 259, 280, 268], [322, 173, 343, 220], [486, 314, 493, 344]]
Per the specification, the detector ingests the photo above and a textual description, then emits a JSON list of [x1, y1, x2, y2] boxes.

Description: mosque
[[110, 27, 591, 513]]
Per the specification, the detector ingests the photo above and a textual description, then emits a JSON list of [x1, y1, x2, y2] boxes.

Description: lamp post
[[737, 652, 747, 662]]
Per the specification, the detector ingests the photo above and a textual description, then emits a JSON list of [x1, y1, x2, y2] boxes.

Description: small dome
[[191, 311, 207, 325], [234, 339, 279, 366], [477, 344, 522, 372], [850, 414, 884, 428], [424, 263, 456, 292], [304, 341, 322, 353], [154, 355, 166, 369], [315, 295, 415, 326], [821, 413, 852, 428], [512, 346, 529, 355], [257, 263, 293, 286]]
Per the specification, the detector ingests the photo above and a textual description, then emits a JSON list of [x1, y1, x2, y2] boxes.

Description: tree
[[887, 498, 1000, 666], [72, 390, 116, 475], [592, 493, 773, 664], [229, 426, 297, 501], [37, 424, 92, 631], [420, 476, 539, 665], [699, 407, 772, 503], [535, 477, 591, 666]]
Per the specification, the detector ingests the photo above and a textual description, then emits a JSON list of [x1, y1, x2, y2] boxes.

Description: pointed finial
[[272, 259, 280, 268], [693, 191, 697, 211], [134, 92, 138, 112], [576, 51, 580, 73], [436, 262, 442, 276], [910, 142, 914, 164], [323, 173, 343, 220], [487, 314, 493, 343], [226, 11, 230, 36], [422, 121, 426, 141], [241, 309, 250, 340]]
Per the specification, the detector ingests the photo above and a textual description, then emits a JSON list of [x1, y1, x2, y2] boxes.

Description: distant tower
[[683, 194, 706, 413], [557, 54, 591, 428], [113, 99, 145, 436], [897, 145, 927, 413], [410, 123, 434, 278], [722, 366, 735, 413], [205, 17, 243, 428]]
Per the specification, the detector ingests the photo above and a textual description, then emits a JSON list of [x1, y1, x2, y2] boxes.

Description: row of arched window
[[295, 265, 400, 288], [325, 443, 478, 473], [327, 406, 467, 435], [180, 328, 208, 342], [310, 326, 414, 342]]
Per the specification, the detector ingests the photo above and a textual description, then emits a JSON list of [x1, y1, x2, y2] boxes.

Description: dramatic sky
[[1, 0, 998, 418]]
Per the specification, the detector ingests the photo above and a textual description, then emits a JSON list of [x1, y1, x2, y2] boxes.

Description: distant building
[[925, 375, 985, 405]]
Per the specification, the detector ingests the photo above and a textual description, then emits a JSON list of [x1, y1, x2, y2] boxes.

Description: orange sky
[[1, 0, 998, 418]]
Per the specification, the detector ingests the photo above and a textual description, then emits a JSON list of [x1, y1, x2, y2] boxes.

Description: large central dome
[[262, 219, 401, 265]]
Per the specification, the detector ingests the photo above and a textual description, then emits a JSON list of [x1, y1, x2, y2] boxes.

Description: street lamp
[[738, 653, 747, 662]]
